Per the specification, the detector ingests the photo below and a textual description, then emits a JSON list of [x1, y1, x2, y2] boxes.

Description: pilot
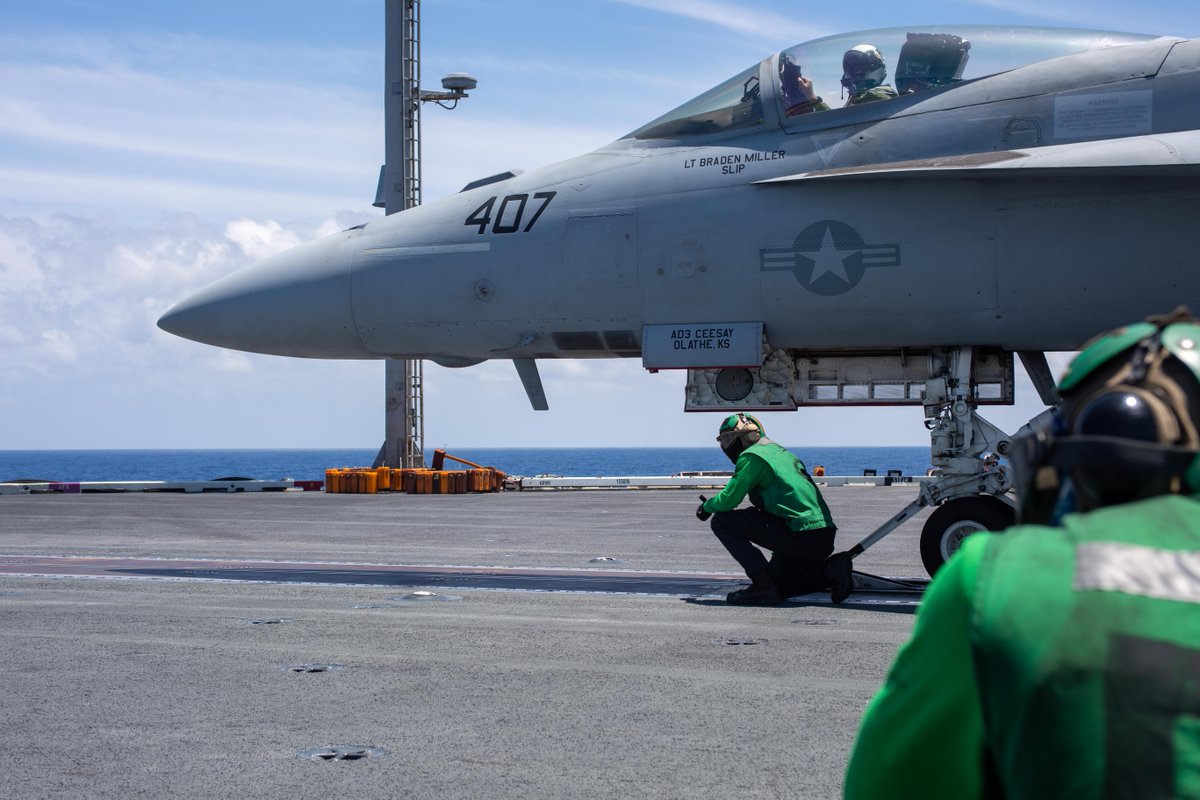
[[843, 307, 1200, 798], [779, 52, 830, 117], [696, 413, 851, 605], [841, 44, 898, 106]]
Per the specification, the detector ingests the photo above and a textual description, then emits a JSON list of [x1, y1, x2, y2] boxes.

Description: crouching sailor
[[696, 414, 852, 605]]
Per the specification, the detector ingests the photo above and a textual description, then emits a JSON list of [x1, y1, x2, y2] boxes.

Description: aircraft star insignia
[[759, 220, 901, 296], [807, 226, 852, 284]]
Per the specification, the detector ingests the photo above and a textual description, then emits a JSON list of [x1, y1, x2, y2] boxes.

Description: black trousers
[[711, 508, 836, 594]]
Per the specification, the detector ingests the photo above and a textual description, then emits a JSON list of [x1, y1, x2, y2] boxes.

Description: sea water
[[0, 447, 932, 483]]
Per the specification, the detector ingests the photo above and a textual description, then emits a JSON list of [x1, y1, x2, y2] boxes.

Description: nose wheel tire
[[920, 496, 1015, 577]]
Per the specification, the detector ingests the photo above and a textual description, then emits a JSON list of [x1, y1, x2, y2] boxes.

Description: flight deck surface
[[0, 486, 931, 799]]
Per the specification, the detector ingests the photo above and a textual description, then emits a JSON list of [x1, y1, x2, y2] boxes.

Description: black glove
[[696, 495, 712, 522]]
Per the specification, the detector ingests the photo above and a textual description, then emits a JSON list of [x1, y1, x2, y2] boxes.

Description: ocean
[[0, 447, 932, 483]]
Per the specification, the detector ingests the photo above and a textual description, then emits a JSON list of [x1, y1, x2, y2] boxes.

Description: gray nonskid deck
[[0, 486, 929, 799]]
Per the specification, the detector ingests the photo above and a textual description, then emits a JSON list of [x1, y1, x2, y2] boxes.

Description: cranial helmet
[[841, 44, 887, 94], [1012, 307, 1200, 523], [717, 413, 766, 463]]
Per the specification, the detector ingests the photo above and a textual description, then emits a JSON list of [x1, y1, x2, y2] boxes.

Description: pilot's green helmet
[[1012, 307, 1200, 521]]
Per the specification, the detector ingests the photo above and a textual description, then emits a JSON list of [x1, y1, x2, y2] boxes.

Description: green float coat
[[701, 441, 835, 532], [845, 493, 1200, 799]]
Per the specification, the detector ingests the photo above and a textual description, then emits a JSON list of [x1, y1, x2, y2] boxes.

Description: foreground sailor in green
[[697, 414, 851, 605], [844, 308, 1200, 799]]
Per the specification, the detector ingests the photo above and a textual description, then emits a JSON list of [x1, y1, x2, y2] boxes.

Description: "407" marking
[[465, 191, 556, 235]]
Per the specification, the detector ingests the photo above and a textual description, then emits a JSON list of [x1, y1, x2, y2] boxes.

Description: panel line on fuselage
[[360, 242, 493, 259]]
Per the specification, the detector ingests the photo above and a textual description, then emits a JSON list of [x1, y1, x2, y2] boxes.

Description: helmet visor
[[716, 430, 742, 449]]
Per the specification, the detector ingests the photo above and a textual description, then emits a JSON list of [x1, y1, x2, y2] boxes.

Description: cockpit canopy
[[626, 25, 1158, 140]]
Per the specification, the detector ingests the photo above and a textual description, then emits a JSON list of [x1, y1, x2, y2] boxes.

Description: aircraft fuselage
[[160, 28, 1200, 370]]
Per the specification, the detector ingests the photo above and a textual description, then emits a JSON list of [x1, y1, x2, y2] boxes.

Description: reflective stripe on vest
[[1075, 541, 1200, 605]]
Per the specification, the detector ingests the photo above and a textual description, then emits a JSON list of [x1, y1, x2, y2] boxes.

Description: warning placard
[[1054, 90, 1152, 140]]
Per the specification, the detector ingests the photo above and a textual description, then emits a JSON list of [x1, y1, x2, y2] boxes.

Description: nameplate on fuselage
[[641, 322, 762, 369]]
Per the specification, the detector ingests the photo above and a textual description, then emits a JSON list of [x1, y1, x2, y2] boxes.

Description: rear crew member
[[779, 52, 831, 117], [697, 414, 852, 605]]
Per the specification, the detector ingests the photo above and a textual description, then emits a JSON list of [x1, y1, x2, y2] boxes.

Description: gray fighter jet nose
[[158, 231, 368, 358]]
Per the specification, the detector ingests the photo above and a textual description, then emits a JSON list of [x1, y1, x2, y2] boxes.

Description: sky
[[2, 0, 1197, 451]]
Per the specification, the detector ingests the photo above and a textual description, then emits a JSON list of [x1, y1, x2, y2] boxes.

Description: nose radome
[[158, 232, 367, 358]]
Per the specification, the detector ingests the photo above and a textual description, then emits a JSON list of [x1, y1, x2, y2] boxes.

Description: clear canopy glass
[[626, 26, 1159, 139]]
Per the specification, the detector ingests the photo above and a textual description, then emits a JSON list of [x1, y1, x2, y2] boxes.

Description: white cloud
[[0, 166, 373, 225], [0, 222, 47, 291], [39, 329, 78, 363], [420, 114, 622, 202], [0, 88, 369, 179], [0, 31, 381, 224], [225, 219, 306, 261], [211, 351, 254, 373], [959, 0, 1177, 32], [444, 51, 699, 101], [0, 213, 304, 381], [610, 0, 826, 44]]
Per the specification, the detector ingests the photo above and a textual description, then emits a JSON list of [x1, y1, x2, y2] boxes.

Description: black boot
[[770, 558, 828, 599], [825, 552, 854, 604], [726, 574, 782, 606]]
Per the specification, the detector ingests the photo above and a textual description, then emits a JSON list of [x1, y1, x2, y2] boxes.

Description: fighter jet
[[159, 25, 1200, 576]]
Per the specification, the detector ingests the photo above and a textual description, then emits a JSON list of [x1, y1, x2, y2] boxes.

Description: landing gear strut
[[841, 346, 1021, 578]]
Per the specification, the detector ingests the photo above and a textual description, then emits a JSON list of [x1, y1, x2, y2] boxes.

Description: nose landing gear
[[838, 346, 1025, 578], [919, 494, 1015, 576]]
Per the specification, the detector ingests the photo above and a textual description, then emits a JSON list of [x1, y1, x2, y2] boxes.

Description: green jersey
[[701, 441, 835, 532], [844, 493, 1200, 799]]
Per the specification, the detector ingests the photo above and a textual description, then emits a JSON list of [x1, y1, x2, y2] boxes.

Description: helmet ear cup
[[1072, 386, 1179, 443], [734, 413, 764, 443], [1066, 386, 1181, 509]]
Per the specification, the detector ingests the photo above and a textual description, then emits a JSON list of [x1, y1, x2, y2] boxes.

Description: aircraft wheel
[[919, 496, 1015, 578]]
